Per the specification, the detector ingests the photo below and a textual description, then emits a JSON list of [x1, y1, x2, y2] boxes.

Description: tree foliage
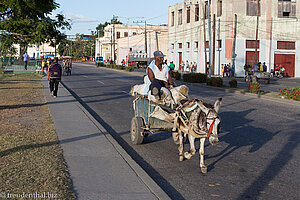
[[95, 19, 122, 37], [0, 0, 70, 54]]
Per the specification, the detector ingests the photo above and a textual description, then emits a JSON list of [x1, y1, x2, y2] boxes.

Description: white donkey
[[175, 98, 222, 173]]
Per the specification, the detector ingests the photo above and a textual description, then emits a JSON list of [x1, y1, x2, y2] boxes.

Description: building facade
[[169, 0, 300, 77], [95, 24, 168, 64]]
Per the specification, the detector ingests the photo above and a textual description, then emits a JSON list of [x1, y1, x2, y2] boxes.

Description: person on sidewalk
[[23, 52, 29, 70], [47, 57, 62, 98], [169, 61, 175, 71], [147, 51, 175, 99]]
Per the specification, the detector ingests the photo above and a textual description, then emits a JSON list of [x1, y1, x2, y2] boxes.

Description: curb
[[54, 78, 170, 200]]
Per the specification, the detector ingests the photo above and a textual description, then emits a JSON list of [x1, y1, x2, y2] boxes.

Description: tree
[[0, 0, 70, 55], [95, 19, 122, 37]]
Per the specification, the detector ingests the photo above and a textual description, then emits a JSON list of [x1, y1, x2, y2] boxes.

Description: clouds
[[65, 14, 99, 23]]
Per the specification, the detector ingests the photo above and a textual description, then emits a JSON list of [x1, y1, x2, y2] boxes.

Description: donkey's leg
[[184, 135, 196, 160], [199, 137, 207, 173], [178, 129, 184, 161]]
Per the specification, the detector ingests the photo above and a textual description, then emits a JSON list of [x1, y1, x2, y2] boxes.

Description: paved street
[[61, 62, 300, 200]]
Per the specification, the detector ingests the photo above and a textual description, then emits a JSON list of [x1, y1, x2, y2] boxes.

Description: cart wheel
[[131, 117, 144, 145]]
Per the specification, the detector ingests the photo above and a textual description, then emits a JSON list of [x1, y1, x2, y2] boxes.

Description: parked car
[[95, 56, 104, 66]]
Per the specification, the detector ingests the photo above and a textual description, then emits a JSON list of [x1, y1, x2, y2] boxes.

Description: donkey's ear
[[197, 102, 210, 114], [214, 98, 222, 113]]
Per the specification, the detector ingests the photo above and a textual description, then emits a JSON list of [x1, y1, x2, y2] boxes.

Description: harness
[[174, 100, 220, 139]]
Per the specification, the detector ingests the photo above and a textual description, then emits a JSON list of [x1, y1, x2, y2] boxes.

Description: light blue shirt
[[23, 53, 29, 61]]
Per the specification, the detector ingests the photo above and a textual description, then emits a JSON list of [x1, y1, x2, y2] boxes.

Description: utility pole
[[232, 14, 237, 77], [111, 28, 113, 62], [202, 3, 207, 75], [133, 20, 147, 57], [208, 0, 212, 78], [212, 14, 216, 75], [113, 15, 116, 64], [145, 21, 147, 56], [155, 31, 159, 50], [268, 17, 273, 72], [217, 18, 221, 75], [255, 0, 260, 64]]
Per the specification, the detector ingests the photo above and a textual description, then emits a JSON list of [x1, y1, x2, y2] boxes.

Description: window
[[246, 0, 260, 16], [217, 0, 222, 17], [205, 41, 209, 49], [178, 9, 183, 25], [186, 42, 190, 48], [246, 40, 260, 49], [278, 0, 296, 18], [133, 32, 137, 35], [205, 1, 208, 19], [217, 40, 222, 48], [171, 44, 174, 49], [277, 41, 295, 50], [195, 5, 199, 21], [171, 11, 175, 26], [194, 41, 199, 49], [124, 32, 128, 37], [178, 43, 183, 49], [187, 7, 191, 23], [117, 32, 120, 39]]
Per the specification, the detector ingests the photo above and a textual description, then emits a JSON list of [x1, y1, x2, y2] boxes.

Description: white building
[[95, 24, 168, 64], [169, 0, 300, 77], [13, 43, 58, 59]]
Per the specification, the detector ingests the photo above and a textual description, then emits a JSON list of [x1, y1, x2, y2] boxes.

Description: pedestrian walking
[[169, 61, 175, 71], [23, 52, 29, 70], [47, 57, 62, 98]]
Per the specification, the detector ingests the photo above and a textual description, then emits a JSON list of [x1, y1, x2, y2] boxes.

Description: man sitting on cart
[[146, 51, 176, 99]]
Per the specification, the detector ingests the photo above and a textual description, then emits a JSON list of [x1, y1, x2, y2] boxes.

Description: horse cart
[[131, 91, 222, 173], [131, 95, 175, 145]]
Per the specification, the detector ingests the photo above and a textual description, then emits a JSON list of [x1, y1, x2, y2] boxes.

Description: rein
[[207, 117, 215, 139]]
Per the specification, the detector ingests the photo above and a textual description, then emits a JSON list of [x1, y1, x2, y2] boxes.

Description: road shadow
[[0, 132, 102, 158], [237, 124, 299, 199], [207, 109, 280, 170]]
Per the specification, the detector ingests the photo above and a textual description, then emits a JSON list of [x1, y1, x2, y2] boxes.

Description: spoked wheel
[[131, 117, 144, 145]]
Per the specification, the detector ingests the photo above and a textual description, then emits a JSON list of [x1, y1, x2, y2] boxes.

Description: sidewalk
[[42, 77, 170, 200]]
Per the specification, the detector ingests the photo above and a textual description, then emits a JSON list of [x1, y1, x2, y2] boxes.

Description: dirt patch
[[0, 73, 76, 199]]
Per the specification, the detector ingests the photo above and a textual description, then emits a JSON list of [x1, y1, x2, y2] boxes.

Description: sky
[[54, 0, 183, 36]]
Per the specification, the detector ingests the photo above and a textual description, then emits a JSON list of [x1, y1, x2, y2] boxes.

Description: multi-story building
[[169, 0, 300, 77], [95, 24, 168, 64]]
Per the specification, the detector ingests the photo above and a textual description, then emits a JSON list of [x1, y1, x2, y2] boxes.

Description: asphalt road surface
[[61, 62, 300, 200]]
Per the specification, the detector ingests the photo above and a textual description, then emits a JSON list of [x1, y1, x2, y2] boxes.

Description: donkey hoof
[[179, 156, 184, 162], [184, 152, 192, 159], [201, 166, 207, 174]]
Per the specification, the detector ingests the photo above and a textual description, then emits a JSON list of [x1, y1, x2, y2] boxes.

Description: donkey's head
[[197, 98, 222, 145]]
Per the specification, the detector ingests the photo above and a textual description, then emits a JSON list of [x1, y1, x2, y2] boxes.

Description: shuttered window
[[171, 12, 175, 26], [246, 0, 260, 16], [205, 1, 208, 19], [217, 0, 222, 17], [277, 41, 295, 50], [246, 40, 260, 49], [178, 9, 183, 25], [278, 0, 296, 18], [117, 32, 120, 39], [195, 5, 199, 21], [187, 7, 191, 23]]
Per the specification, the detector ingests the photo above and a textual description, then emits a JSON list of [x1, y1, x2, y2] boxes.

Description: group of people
[[274, 64, 285, 77], [180, 60, 198, 72], [244, 62, 268, 76], [221, 63, 234, 77]]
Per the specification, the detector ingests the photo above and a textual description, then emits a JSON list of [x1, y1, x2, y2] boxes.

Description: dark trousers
[[150, 79, 165, 94], [49, 78, 60, 96], [24, 61, 28, 70]]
